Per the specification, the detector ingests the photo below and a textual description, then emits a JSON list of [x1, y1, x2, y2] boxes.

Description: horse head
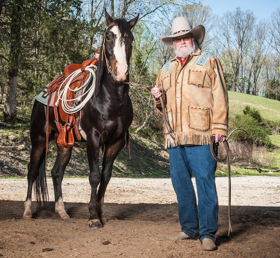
[[102, 10, 139, 82]]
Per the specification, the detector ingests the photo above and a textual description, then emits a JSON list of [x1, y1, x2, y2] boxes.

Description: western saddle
[[46, 51, 100, 149]]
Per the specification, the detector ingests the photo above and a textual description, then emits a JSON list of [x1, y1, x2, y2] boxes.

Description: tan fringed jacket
[[155, 48, 228, 148]]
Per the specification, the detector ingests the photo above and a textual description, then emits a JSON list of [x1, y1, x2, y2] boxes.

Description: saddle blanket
[[33, 85, 82, 107], [33, 85, 54, 106]]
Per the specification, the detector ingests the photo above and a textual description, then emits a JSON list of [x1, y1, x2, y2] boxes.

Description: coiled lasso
[[55, 64, 97, 114]]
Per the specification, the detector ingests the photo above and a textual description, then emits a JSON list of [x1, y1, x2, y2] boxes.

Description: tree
[[265, 78, 280, 100], [214, 8, 255, 92], [264, 8, 280, 98], [270, 8, 280, 55], [3, 0, 23, 121], [246, 23, 268, 95], [0, 0, 191, 126], [0, 0, 88, 120]]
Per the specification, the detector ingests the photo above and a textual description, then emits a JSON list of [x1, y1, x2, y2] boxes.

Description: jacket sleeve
[[210, 56, 229, 136]]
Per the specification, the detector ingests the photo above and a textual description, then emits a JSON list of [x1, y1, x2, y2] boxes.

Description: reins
[[210, 136, 232, 236]]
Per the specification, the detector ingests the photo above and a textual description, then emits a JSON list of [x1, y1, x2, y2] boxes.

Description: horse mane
[[94, 43, 105, 97], [114, 18, 134, 42]]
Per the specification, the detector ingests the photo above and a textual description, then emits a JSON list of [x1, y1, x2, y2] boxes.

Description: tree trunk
[[4, 72, 18, 121], [3, 0, 22, 122]]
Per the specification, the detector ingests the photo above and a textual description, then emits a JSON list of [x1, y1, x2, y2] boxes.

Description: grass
[[227, 91, 280, 176], [228, 91, 280, 122]]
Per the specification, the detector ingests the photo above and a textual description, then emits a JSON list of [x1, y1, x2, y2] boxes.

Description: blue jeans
[[169, 145, 218, 242]]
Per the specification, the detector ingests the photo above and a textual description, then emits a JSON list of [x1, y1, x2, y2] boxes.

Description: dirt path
[[0, 176, 280, 257]]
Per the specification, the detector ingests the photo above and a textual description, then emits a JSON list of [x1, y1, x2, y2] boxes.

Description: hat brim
[[160, 25, 205, 48]]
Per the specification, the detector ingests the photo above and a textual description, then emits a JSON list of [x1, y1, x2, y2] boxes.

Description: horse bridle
[[102, 37, 114, 76], [160, 95, 232, 236]]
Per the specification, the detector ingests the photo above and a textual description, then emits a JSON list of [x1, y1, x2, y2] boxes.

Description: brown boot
[[169, 232, 190, 240], [201, 238, 217, 251]]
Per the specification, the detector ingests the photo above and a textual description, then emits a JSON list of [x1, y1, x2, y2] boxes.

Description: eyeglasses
[[173, 36, 193, 43]]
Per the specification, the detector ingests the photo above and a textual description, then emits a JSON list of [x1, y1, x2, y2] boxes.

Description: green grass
[[228, 91, 280, 122], [269, 135, 280, 148], [227, 91, 280, 174]]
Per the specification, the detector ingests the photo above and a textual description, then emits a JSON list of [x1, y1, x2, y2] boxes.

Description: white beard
[[174, 44, 196, 58]]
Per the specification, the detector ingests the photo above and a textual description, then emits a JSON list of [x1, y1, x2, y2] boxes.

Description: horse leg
[[97, 138, 126, 225], [86, 135, 102, 228], [51, 144, 73, 219], [23, 135, 46, 219]]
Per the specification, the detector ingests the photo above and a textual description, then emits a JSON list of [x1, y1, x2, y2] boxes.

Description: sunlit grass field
[[227, 91, 280, 176], [228, 91, 280, 122]]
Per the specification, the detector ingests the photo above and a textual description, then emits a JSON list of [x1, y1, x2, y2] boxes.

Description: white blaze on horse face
[[110, 26, 128, 81]]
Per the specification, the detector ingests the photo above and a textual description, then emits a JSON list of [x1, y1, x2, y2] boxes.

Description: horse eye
[[106, 35, 111, 41]]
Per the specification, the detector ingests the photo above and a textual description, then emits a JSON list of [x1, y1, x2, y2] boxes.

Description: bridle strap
[[107, 22, 116, 28], [102, 38, 113, 76], [102, 22, 115, 76]]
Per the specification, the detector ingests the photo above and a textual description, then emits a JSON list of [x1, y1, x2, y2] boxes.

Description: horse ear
[[128, 14, 139, 29], [105, 9, 114, 26]]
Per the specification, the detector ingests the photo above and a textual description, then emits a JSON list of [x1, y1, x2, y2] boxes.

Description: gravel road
[[1, 176, 279, 206]]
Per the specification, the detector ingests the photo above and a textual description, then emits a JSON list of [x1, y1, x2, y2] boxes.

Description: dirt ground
[[0, 176, 280, 258]]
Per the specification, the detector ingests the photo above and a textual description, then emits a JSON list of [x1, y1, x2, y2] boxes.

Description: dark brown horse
[[23, 11, 139, 228]]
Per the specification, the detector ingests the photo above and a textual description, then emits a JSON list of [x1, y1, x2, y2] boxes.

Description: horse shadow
[[0, 200, 279, 244]]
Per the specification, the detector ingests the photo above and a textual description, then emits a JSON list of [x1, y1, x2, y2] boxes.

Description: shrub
[[230, 106, 273, 148], [242, 106, 262, 123]]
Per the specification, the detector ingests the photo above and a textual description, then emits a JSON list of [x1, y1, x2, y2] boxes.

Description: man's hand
[[151, 85, 162, 100], [213, 134, 226, 143]]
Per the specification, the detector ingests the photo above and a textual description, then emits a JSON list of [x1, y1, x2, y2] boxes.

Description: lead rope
[[160, 96, 175, 140], [210, 136, 232, 236]]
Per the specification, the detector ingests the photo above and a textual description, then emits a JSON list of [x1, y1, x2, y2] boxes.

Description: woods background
[[0, 0, 280, 177], [1, 0, 280, 120]]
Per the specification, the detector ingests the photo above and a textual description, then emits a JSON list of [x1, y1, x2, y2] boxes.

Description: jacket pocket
[[188, 106, 210, 131], [164, 108, 174, 133], [188, 69, 211, 88], [161, 73, 171, 92]]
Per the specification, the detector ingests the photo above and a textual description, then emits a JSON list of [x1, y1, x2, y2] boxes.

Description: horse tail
[[35, 152, 48, 207]]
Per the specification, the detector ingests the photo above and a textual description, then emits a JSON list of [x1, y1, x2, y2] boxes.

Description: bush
[[242, 106, 262, 123], [230, 106, 273, 148]]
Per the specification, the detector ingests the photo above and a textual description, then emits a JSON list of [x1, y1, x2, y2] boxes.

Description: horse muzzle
[[114, 64, 128, 82]]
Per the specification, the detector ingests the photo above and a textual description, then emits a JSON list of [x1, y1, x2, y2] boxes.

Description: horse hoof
[[55, 210, 70, 219], [88, 219, 103, 228], [101, 216, 107, 225], [61, 214, 70, 220], [22, 214, 32, 219]]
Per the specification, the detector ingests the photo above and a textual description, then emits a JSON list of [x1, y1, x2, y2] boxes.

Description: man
[[151, 17, 228, 251]]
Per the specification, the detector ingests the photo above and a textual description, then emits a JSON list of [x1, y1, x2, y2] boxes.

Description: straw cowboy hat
[[160, 17, 205, 48]]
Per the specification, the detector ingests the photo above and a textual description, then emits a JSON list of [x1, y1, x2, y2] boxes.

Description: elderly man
[[151, 17, 228, 251]]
